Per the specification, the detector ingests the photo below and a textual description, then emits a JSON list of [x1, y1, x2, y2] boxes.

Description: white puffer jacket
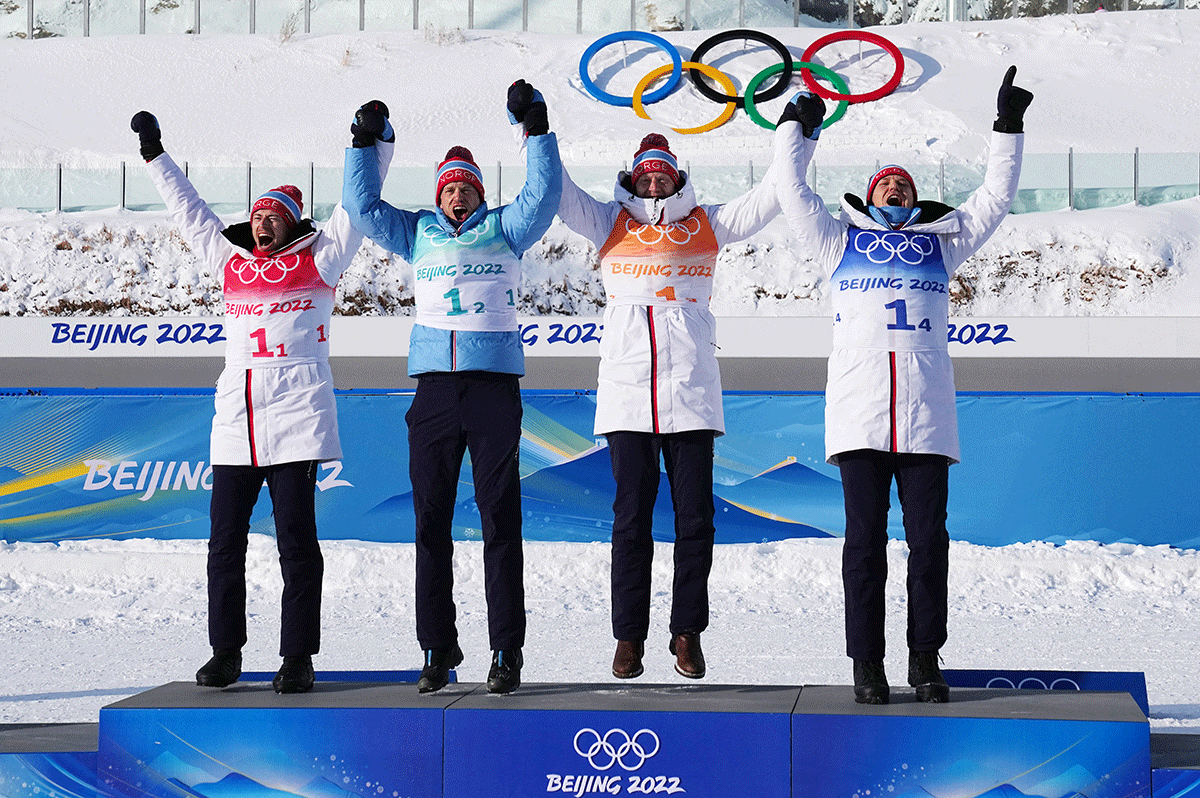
[[775, 120, 1023, 463], [557, 162, 780, 436]]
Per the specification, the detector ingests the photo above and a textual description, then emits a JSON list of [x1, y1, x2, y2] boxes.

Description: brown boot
[[669, 633, 705, 679], [612, 640, 645, 679]]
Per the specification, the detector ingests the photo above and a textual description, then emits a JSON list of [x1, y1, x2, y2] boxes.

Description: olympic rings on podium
[[687, 29, 793, 109], [743, 61, 850, 131], [800, 30, 904, 104], [633, 62, 737, 135], [579, 31, 683, 108]]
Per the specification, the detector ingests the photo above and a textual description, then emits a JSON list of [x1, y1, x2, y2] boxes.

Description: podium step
[[87, 681, 1152, 798]]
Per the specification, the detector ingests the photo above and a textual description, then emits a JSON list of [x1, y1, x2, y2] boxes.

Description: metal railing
[[4, 0, 1196, 40], [3, 149, 1197, 219]]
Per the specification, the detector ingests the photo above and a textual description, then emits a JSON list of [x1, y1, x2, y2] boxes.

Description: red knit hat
[[436, 146, 485, 204], [631, 133, 680, 186], [866, 165, 916, 205], [252, 185, 303, 225]]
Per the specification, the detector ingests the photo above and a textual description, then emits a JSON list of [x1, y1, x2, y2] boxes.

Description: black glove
[[130, 110, 163, 162], [777, 92, 825, 140], [523, 103, 549, 136], [508, 79, 549, 136], [351, 100, 393, 148], [507, 80, 535, 122], [994, 65, 1033, 134]]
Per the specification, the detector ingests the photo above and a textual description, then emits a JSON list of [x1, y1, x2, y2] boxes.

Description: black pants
[[407, 372, 525, 652], [208, 460, 322, 657], [838, 449, 950, 662], [607, 430, 715, 641]]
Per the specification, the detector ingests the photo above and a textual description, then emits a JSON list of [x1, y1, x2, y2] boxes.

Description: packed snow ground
[[5, 536, 1200, 731], [2, 11, 1200, 728]]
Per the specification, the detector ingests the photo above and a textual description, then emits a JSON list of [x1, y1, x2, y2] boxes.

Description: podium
[[80, 680, 1152, 798]]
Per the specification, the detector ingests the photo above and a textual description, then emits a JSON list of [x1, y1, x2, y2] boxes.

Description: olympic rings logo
[[421, 216, 492, 247], [986, 677, 1083, 690], [229, 255, 298, 285], [626, 214, 701, 246], [573, 728, 661, 771], [853, 230, 936, 265], [579, 28, 904, 135]]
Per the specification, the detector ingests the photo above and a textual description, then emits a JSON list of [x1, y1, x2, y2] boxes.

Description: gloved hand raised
[[777, 91, 826, 140], [507, 79, 549, 136], [351, 99, 394, 148], [993, 65, 1034, 134], [130, 111, 164, 162]]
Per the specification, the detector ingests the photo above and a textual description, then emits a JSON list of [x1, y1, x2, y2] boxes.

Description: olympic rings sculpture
[[633, 61, 737, 135], [579, 28, 904, 134], [687, 28, 793, 109], [800, 30, 904, 104], [579, 31, 682, 108], [744, 61, 849, 131]]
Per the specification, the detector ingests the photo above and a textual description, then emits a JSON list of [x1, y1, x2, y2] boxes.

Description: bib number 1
[[885, 299, 931, 332]]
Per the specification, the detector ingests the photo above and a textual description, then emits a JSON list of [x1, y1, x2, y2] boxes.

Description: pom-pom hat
[[252, 185, 303, 226], [866, 165, 916, 205], [436, 146, 485, 204], [630, 133, 680, 186]]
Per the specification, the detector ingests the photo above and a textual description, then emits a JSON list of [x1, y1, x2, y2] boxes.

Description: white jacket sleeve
[[145, 153, 235, 271], [557, 164, 621, 248], [774, 119, 849, 278], [940, 131, 1024, 271], [705, 152, 782, 249]]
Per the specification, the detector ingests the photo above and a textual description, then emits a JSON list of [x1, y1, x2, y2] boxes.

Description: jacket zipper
[[888, 351, 898, 453], [647, 306, 660, 434], [244, 369, 259, 467]]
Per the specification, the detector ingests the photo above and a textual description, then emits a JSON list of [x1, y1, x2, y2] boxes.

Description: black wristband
[[140, 141, 165, 162], [993, 118, 1023, 134]]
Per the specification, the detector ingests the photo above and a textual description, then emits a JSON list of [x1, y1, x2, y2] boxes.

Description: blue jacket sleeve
[[342, 144, 420, 261], [498, 132, 562, 257]]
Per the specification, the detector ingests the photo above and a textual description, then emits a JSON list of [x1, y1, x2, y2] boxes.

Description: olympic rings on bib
[[687, 29, 793, 109], [743, 61, 850, 131], [579, 29, 905, 134], [580, 31, 683, 108], [633, 62, 737, 135], [800, 30, 904, 104]]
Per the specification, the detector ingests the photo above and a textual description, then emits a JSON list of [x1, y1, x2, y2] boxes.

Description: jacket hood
[[222, 219, 318, 256], [434, 201, 491, 235], [614, 170, 697, 225], [840, 193, 961, 234]]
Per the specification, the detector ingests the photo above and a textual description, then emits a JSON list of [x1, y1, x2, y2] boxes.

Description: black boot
[[417, 644, 464, 694], [909, 650, 950, 703], [853, 659, 889, 705], [196, 648, 241, 688], [273, 655, 315, 694], [486, 649, 523, 694]]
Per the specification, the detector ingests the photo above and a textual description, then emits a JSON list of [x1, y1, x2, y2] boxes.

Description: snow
[[5, 536, 1200, 733], [2, 12, 1200, 729]]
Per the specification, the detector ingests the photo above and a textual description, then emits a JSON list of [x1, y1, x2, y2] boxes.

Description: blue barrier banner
[[0, 391, 1196, 547]]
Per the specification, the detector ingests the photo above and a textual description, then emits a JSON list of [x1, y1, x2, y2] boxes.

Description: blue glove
[[507, 79, 549, 136], [777, 91, 825, 140], [994, 66, 1033, 134], [351, 100, 394, 148], [130, 110, 164, 161]]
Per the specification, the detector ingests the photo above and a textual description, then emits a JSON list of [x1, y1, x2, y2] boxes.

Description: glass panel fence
[[1, 153, 1197, 215]]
